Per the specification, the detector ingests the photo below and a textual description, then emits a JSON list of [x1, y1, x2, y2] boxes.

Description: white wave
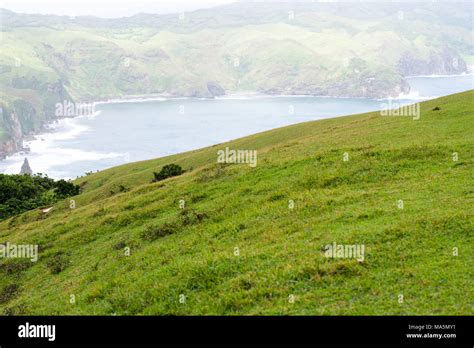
[[94, 97, 168, 105], [3, 148, 122, 176], [377, 90, 439, 101], [76, 110, 102, 120], [17, 118, 89, 155], [216, 93, 359, 100], [216, 93, 267, 100], [405, 72, 474, 78], [0, 115, 121, 179]]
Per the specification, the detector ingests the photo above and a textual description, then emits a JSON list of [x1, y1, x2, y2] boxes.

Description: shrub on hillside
[[0, 259, 32, 275], [54, 179, 80, 198], [0, 284, 20, 304], [179, 208, 208, 226], [141, 223, 177, 241], [0, 174, 81, 220], [45, 251, 70, 274], [152, 164, 183, 182]]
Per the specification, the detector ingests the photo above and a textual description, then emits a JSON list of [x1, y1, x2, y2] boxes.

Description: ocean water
[[1, 74, 472, 179]]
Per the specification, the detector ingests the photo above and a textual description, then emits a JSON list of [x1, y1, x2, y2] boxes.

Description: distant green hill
[[0, 90, 472, 315], [0, 2, 473, 157]]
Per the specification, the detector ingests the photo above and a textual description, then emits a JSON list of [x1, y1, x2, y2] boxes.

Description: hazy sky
[[0, 0, 237, 18]]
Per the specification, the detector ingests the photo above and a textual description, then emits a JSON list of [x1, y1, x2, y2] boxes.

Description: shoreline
[[86, 88, 434, 106], [85, 71, 473, 105], [1, 73, 472, 167], [405, 72, 474, 78]]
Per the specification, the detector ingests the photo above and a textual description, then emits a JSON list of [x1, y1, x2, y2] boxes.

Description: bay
[[0, 74, 472, 179]]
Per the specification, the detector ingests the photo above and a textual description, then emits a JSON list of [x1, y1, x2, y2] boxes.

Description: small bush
[[46, 251, 70, 274], [54, 179, 80, 198], [269, 193, 285, 201], [152, 164, 183, 183], [141, 223, 178, 241], [110, 184, 128, 196], [113, 241, 127, 250], [0, 284, 20, 304], [179, 209, 208, 226], [0, 259, 33, 275], [190, 193, 207, 203], [3, 303, 28, 316]]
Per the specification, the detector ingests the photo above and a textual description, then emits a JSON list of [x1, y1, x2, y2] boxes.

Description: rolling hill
[[0, 90, 472, 315]]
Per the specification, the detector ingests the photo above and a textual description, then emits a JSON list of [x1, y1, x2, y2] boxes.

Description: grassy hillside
[[0, 91, 472, 315]]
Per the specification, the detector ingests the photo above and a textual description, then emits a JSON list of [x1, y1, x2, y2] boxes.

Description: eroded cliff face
[[0, 79, 72, 159], [397, 49, 467, 76], [0, 139, 20, 159], [0, 109, 23, 159]]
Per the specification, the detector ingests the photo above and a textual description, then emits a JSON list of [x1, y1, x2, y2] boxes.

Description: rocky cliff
[[0, 79, 72, 159], [0, 108, 23, 159], [397, 49, 467, 76]]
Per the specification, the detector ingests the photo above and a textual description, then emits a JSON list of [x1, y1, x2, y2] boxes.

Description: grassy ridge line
[[0, 91, 472, 315]]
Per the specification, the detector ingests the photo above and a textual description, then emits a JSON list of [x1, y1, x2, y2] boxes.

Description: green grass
[[0, 91, 473, 315]]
